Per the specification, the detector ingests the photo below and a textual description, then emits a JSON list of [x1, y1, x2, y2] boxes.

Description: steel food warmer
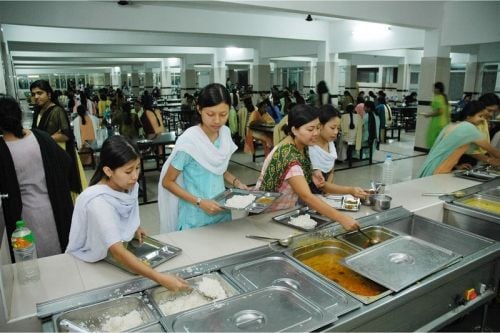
[[443, 178, 500, 241], [37, 208, 500, 332]]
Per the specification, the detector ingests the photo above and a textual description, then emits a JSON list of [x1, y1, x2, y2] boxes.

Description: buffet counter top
[[1, 173, 481, 326]]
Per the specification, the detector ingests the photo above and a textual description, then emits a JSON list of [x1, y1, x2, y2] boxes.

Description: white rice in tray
[[288, 214, 317, 229], [159, 277, 228, 316], [225, 194, 256, 209], [100, 309, 143, 332], [197, 277, 227, 300]]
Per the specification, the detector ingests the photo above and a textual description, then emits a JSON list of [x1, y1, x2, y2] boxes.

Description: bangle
[[232, 178, 239, 187], [195, 197, 202, 206]]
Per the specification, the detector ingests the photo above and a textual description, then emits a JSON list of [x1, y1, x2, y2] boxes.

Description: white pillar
[[0, 26, 16, 97], [110, 67, 120, 89], [463, 55, 478, 96], [414, 29, 451, 151]]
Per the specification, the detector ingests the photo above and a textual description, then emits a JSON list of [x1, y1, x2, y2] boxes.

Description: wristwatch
[[195, 197, 202, 206]]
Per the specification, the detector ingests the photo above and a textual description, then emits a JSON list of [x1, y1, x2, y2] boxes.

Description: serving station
[[0, 174, 498, 332]]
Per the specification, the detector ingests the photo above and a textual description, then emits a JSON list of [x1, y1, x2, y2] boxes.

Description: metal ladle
[[246, 235, 293, 247], [357, 228, 380, 246]]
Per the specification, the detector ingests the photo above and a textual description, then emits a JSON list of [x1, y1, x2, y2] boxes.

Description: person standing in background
[[424, 82, 450, 148], [30, 79, 87, 196], [0, 96, 74, 259]]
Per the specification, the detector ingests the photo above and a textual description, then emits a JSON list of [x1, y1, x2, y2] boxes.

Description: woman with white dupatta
[[159, 83, 248, 232], [309, 105, 367, 198]]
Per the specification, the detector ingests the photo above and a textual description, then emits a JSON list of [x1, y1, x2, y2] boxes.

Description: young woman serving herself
[[255, 104, 360, 231], [159, 83, 248, 232], [66, 136, 189, 291]]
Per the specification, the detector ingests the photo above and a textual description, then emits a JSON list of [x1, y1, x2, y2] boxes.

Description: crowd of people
[[1, 78, 499, 291]]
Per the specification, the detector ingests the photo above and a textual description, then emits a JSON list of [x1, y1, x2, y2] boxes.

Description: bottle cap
[[16, 220, 25, 228]]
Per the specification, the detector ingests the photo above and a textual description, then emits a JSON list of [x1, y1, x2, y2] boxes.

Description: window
[[357, 67, 379, 83], [410, 72, 419, 85], [171, 72, 181, 86]]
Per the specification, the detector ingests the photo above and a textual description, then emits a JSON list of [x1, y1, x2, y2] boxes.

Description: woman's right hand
[[199, 199, 223, 215], [157, 274, 191, 292], [338, 215, 360, 231]]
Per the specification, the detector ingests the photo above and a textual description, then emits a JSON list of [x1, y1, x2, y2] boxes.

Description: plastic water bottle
[[381, 154, 394, 192], [11, 220, 40, 284]]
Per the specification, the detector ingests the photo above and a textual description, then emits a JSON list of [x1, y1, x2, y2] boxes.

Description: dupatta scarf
[[260, 143, 312, 192]]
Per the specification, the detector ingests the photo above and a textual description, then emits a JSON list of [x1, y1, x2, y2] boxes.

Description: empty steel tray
[[104, 236, 181, 273]]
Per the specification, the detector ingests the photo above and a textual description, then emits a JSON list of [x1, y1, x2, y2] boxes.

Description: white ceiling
[[0, 1, 499, 73]]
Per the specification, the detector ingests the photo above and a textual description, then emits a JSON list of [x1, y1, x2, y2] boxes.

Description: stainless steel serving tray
[[161, 286, 329, 332], [104, 236, 181, 273], [212, 188, 281, 213], [454, 168, 499, 181], [341, 235, 462, 292], [320, 195, 361, 211], [272, 206, 333, 231], [146, 272, 239, 317], [221, 255, 361, 316], [479, 186, 500, 198], [452, 194, 500, 217], [286, 239, 392, 304], [52, 295, 157, 332]]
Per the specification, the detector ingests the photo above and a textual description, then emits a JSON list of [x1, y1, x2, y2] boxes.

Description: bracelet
[[232, 178, 239, 187], [195, 197, 202, 206]]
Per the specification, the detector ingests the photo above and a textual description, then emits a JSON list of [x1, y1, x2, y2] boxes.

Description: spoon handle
[[246, 235, 278, 242]]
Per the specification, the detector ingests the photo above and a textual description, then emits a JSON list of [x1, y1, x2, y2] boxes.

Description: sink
[[383, 215, 494, 256]]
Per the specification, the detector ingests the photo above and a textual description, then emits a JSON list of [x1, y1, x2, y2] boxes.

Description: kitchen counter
[[0, 174, 483, 329]]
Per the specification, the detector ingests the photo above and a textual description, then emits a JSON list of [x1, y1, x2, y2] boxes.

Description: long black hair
[[284, 104, 319, 138], [89, 135, 140, 186], [122, 102, 133, 126], [0, 96, 24, 138], [76, 104, 87, 125], [345, 104, 355, 130]]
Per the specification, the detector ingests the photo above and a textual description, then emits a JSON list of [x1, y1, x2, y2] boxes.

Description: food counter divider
[[37, 206, 500, 332]]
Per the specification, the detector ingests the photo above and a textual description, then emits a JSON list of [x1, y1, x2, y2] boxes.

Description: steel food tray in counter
[[160, 286, 329, 333], [321, 194, 361, 211], [146, 272, 240, 317], [272, 206, 333, 231], [104, 236, 181, 273], [341, 235, 462, 292], [220, 255, 361, 316], [52, 295, 157, 332], [286, 239, 392, 304], [452, 193, 500, 217], [212, 188, 281, 213]]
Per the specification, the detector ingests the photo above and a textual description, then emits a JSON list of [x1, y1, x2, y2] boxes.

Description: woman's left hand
[[351, 187, 369, 199], [134, 227, 147, 245], [234, 179, 250, 190]]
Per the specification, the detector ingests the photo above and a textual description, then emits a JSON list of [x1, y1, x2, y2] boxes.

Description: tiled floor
[[82, 131, 500, 332]]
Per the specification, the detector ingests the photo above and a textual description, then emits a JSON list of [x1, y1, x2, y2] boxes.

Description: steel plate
[[272, 206, 333, 231], [212, 188, 281, 213]]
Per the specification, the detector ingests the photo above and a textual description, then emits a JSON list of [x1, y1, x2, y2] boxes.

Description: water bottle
[[381, 154, 394, 193], [11, 220, 40, 284]]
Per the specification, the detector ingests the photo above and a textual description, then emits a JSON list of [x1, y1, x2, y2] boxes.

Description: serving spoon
[[357, 228, 380, 246], [246, 235, 293, 247]]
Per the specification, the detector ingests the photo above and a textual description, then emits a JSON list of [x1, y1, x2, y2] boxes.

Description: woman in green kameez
[[424, 82, 450, 148], [419, 101, 500, 177]]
